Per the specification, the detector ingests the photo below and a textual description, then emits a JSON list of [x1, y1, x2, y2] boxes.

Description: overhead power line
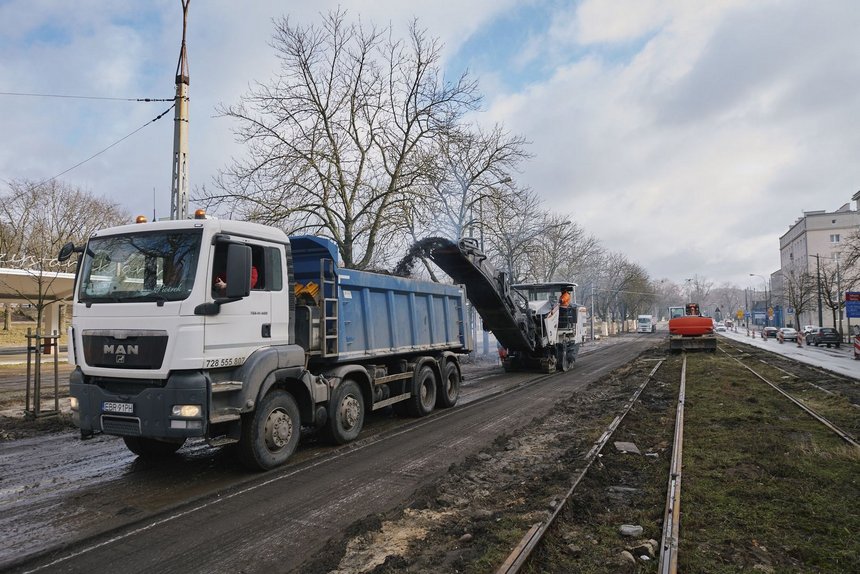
[[0, 91, 173, 102], [37, 103, 176, 186]]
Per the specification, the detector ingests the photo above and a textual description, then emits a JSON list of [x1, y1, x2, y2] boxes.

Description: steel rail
[[496, 359, 665, 574], [657, 353, 686, 574], [719, 347, 860, 448]]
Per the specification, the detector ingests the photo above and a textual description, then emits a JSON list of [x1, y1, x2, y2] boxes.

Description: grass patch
[[682, 353, 860, 573]]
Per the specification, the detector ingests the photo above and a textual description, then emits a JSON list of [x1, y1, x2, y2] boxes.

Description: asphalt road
[[2, 334, 659, 573]]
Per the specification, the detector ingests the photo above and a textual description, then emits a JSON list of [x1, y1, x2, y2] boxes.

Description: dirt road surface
[[1, 334, 659, 573]]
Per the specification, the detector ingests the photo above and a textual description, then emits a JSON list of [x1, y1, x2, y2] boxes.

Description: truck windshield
[[79, 230, 202, 303]]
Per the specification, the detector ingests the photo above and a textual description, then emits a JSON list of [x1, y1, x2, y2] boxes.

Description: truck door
[[203, 241, 274, 365]]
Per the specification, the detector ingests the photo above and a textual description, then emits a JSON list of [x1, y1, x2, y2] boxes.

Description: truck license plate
[[103, 401, 134, 414]]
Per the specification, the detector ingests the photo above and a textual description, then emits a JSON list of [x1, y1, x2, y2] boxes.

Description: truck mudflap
[[70, 367, 209, 439]]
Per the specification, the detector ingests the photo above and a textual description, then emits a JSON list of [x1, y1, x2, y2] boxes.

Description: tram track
[[718, 345, 860, 449], [492, 338, 859, 574], [719, 340, 860, 441], [495, 359, 666, 574]]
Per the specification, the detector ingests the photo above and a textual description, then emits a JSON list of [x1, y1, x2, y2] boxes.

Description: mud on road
[[299, 348, 671, 574]]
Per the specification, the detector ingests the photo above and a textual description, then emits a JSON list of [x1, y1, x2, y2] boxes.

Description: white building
[[778, 195, 860, 330]]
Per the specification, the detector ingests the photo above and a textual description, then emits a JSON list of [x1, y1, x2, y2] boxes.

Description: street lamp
[[750, 273, 770, 326]]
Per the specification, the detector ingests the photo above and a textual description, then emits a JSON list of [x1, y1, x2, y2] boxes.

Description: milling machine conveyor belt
[[430, 238, 536, 354]]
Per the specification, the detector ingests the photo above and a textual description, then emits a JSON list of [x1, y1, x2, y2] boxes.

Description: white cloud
[[1, 0, 858, 288], [482, 0, 860, 285]]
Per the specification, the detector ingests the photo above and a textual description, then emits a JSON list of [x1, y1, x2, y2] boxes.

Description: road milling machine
[[428, 238, 587, 373]]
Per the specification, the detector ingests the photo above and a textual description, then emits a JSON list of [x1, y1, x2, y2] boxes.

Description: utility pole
[[814, 254, 823, 326], [170, 0, 190, 221]]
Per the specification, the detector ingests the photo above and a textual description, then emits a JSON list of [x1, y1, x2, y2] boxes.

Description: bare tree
[[817, 258, 860, 333], [483, 188, 554, 283], [410, 125, 528, 240], [527, 216, 601, 284], [0, 179, 127, 332], [199, 10, 480, 269], [781, 267, 816, 328]]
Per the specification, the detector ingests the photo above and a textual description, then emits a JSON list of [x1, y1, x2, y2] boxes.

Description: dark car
[[761, 326, 779, 339], [807, 327, 841, 348]]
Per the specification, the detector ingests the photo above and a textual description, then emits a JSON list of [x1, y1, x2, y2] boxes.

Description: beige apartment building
[[778, 193, 860, 331]]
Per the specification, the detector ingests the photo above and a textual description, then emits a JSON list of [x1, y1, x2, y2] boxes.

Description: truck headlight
[[171, 404, 202, 418], [69, 397, 79, 411]]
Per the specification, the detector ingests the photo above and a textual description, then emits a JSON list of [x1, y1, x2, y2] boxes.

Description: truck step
[[211, 381, 243, 393], [210, 408, 241, 424], [207, 436, 239, 447]]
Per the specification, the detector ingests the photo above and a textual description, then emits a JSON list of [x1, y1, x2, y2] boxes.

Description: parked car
[[761, 326, 779, 339], [807, 327, 841, 348], [777, 327, 797, 343], [725, 319, 734, 329], [714, 321, 727, 332], [801, 325, 820, 337]]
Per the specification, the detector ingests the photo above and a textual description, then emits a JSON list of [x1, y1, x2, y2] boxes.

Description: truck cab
[[62, 216, 469, 470]]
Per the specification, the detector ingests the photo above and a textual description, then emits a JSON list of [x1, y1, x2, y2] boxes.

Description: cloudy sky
[[1, 0, 858, 287]]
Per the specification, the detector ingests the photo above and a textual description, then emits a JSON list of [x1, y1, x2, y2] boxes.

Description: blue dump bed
[[290, 236, 471, 363]]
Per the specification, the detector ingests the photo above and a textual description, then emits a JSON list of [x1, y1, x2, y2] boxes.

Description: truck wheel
[[238, 390, 300, 471], [436, 361, 460, 408], [407, 365, 437, 417], [327, 379, 365, 444], [122, 436, 185, 457]]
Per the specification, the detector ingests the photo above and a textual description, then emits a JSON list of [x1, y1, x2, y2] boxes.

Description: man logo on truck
[[103, 344, 139, 356]]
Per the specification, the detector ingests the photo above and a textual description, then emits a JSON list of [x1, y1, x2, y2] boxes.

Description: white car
[[801, 325, 819, 337], [714, 322, 727, 332]]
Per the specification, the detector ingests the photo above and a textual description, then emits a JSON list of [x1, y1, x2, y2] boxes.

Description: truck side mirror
[[58, 242, 76, 262], [225, 244, 252, 299]]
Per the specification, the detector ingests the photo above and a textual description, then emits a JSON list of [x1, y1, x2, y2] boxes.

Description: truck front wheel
[[327, 379, 365, 444], [123, 436, 185, 457], [238, 390, 301, 471]]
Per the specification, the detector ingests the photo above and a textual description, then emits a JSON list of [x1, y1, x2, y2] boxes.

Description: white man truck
[[59, 216, 471, 470], [637, 314, 656, 333]]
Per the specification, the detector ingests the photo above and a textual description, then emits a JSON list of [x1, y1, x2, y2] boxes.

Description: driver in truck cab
[[212, 243, 260, 295]]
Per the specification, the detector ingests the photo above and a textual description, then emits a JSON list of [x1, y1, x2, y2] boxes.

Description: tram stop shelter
[[0, 267, 75, 337]]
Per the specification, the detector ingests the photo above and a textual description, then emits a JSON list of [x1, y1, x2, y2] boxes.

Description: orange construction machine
[[668, 303, 716, 352]]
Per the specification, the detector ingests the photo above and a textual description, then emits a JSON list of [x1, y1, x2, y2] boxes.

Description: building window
[[830, 234, 840, 243]]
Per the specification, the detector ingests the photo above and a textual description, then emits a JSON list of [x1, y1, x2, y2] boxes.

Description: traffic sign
[[736, 309, 744, 320], [847, 293, 860, 318], [767, 307, 773, 319]]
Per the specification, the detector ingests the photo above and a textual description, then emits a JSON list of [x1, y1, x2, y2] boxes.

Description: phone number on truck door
[[205, 356, 246, 368]]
